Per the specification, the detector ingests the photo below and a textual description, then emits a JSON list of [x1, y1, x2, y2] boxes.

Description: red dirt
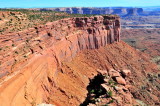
[[49, 41, 159, 106]]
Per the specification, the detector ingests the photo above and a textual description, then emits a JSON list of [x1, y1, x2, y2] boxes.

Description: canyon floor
[[121, 28, 160, 68]]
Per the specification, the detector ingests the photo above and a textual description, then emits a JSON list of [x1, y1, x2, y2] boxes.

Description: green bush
[[12, 44, 15, 47], [106, 90, 113, 97], [15, 51, 18, 54]]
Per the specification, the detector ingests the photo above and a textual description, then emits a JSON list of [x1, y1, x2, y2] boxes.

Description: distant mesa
[[38, 7, 144, 17]]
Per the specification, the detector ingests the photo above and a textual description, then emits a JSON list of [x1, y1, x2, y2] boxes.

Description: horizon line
[[0, 6, 160, 9]]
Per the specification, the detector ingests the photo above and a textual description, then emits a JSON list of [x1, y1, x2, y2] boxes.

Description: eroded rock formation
[[0, 15, 120, 76], [0, 15, 120, 106], [39, 7, 144, 16]]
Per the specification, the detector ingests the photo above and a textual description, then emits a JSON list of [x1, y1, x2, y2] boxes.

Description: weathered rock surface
[[82, 43, 159, 106], [109, 69, 121, 77], [37, 103, 54, 106], [115, 76, 126, 85], [0, 15, 120, 77], [0, 15, 159, 106], [0, 15, 120, 106], [121, 69, 131, 77]]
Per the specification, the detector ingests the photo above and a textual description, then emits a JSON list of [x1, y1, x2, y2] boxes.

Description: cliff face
[[0, 15, 120, 106], [123, 8, 143, 17], [0, 15, 159, 106], [0, 15, 120, 76]]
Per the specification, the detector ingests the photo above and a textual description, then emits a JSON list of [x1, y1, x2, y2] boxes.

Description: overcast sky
[[0, 0, 160, 8]]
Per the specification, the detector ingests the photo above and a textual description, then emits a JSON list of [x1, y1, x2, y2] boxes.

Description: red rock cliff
[[0, 15, 120, 106], [0, 15, 120, 76]]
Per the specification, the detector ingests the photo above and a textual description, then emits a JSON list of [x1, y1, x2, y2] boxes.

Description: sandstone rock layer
[[0, 15, 120, 106]]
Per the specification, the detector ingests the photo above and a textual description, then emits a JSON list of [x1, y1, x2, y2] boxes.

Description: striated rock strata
[[38, 7, 144, 16], [0, 15, 120, 106]]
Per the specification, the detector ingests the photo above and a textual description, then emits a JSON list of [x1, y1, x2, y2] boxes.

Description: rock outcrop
[[0, 14, 159, 106], [92, 69, 134, 106], [0, 15, 120, 106], [0, 15, 120, 77]]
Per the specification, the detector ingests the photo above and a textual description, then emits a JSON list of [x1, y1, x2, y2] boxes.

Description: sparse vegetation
[[108, 79, 117, 87], [124, 38, 137, 48], [12, 44, 15, 47], [15, 51, 18, 54], [152, 56, 160, 63], [139, 48, 147, 52], [26, 39, 29, 43], [0, 8, 96, 34], [5, 46, 9, 48], [81, 74, 106, 105], [24, 55, 27, 58], [152, 56, 160, 69], [108, 99, 114, 104], [106, 90, 113, 97], [90, 89, 95, 94]]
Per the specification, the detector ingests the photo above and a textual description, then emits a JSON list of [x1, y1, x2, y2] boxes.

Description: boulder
[[101, 84, 110, 91], [109, 69, 121, 77], [121, 69, 131, 77], [104, 78, 109, 83], [114, 86, 124, 93], [88, 103, 96, 106], [115, 76, 126, 85], [37, 103, 54, 106], [114, 85, 128, 93], [97, 69, 108, 75]]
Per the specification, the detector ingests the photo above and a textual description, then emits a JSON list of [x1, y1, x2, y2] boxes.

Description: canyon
[[0, 13, 159, 106], [36, 7, 160, 17], [31, 7, 160, 29], [38, 7, 144, 16], [0, 15, 120, 77], [0, 15, 121, 105]]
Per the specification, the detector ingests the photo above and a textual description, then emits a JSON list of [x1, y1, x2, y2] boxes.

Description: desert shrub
[[24, 55, 27, 58], [108, 79, 117, 87], [124, 38, 138, 48], [108, 99, 114, 104], [90, 89, 95, 94], [12, 44, 15, 47], [15, 51, 18, 54], [152, 56, 160, 63], [106, 90, 113, 97], [139, 48, 147, 52]]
